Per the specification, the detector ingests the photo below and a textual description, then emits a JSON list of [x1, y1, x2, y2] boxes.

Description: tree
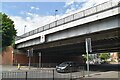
[[82, 54, 93, 61], [0, 14, 2, 52], [99, 53, 110, 61], [0, 13, 17, 50], [118, 1, 120, 6], [118, 52, 120, 58]]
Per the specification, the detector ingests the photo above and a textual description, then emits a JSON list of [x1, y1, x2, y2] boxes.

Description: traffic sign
[[86, 38, 92, 53]]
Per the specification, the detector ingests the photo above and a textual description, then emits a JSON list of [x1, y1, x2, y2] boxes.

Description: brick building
[[0, 46, 28, 65]]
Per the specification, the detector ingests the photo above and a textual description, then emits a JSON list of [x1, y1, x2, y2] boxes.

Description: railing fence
[[2, 66, 85, 80]]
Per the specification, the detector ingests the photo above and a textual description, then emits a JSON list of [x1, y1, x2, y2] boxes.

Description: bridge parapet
[[16, 0, 119, 40]]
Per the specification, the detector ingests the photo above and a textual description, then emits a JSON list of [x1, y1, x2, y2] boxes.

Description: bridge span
[[15, 0, 120, 65]]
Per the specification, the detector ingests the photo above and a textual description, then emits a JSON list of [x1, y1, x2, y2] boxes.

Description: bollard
[[53, 69, 55, 80], [26, 71, 27, 80], [17, 64, 21, 70], [82, 66, 85, 77], [2, 73, 3, 78], [70, 68, 72, 80]]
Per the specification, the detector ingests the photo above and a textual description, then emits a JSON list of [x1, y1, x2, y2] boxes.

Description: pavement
[[1, 65, 41, 71], [1, 65, 120, 79], [85, 71, 120, 78]]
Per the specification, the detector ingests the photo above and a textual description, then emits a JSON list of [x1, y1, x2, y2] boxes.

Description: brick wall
[[42, 55, 84, 64], [2, 46, 13, 65], [13, 54, 28, 65], [41, 55, 85, 67], [1, 46, 29, 65]]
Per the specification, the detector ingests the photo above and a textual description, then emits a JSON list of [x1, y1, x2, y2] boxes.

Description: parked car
[[56, 61, 81, 73]]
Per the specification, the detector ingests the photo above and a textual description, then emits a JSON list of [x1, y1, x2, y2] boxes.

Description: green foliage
[[99, 53, 110, 61], [83, 54, 93, 61], [0, 13, 2, 52], [118, 52, 120, 58], [0, 13, 17, 50], [118, 1, 120, 6]]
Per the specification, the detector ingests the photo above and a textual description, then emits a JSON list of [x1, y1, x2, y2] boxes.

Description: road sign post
[[28, 56, 31, 69], [85, 38, 92, 77], [39, 52, 41, 68], [27, 48, 33, 70], [27, 50, 31, 69]]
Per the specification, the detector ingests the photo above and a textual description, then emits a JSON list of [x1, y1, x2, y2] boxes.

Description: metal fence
[[2, 66, 85, 80]]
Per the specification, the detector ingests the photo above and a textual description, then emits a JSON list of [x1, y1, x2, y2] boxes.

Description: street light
[[55, 10, 58, 20], [24, 25, 26, 34], [55, 10, 58, 27]]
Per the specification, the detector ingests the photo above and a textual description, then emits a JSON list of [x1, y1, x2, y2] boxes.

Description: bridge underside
[[17, 25, 120, 66], [26, 28, 120, 55]]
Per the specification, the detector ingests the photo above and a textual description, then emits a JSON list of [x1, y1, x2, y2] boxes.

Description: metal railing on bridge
[[17, 0, 119, 40]]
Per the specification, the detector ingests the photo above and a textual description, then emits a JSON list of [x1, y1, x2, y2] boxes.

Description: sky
[[1, 0, 119, 36]]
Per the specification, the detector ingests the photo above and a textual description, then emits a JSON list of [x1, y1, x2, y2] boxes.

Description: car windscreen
[[59, 63, 69, 67]]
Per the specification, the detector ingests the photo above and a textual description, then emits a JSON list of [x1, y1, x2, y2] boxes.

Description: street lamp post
[[55, 10, 58, 27], [55, 10, 58, 20], [24, 25, 26, 34]]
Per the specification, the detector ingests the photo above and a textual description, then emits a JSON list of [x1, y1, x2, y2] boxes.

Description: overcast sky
[[1, 0, 119, 36]]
